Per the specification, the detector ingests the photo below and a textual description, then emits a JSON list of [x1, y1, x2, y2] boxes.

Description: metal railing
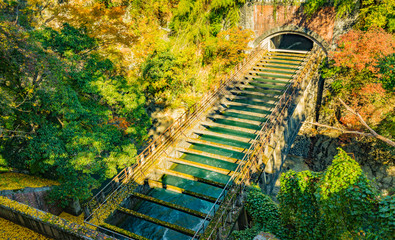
[[83, 42, 269, 227], [192, 45, 325, 239]]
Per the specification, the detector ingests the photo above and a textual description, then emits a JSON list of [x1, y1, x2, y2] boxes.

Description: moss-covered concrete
[[101, 222, 149, 240]]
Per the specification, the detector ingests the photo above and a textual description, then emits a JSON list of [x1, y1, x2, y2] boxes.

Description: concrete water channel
[[96, 50, 310, 240]]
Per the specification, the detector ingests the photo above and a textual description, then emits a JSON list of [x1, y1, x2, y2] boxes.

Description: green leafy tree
[[358, 0, 395, 32], [1, 22, 150, 207], [141, 49, 195, 105], [378, 53, 395, 91]]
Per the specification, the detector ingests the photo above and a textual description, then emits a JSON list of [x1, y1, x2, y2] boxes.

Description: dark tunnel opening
[[270, 34, 314, 51]]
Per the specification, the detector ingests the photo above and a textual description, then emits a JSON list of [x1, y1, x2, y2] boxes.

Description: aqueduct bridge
[[83, 2, 331, 240]]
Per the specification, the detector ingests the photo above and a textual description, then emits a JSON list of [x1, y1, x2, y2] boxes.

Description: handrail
[[83, 42, 269, 226], [192, 45, 325, 239]]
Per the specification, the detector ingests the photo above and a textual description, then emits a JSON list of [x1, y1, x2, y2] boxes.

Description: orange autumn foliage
[[340, 83, 389, 130], [108, 116, 131, 132], [216, 27, 254, 66], [331, 28, 395, 72]]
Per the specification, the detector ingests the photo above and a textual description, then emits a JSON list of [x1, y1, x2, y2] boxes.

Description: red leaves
[[340, 83, 387, 130], [331, 28, 395, 72], [108, 116, 131, 133]]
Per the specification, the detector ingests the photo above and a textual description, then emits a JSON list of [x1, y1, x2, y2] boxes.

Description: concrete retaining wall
[[0, 186, 63, 215], [258, 55, 322, 195], [0, 196, 114, 240]]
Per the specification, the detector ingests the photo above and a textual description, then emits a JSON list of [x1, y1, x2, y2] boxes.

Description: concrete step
[[251, 66, 296, 74], [194, 129, 254, 144], [176, 147, 242, 163], [235, 84, 285, 97], [256, 62, 300, 69], [147, 179, 219, 203], [130, 192, 209, 220], [244, 75, 290, 84], [222, 100, 275, 110], [166, 157, 235, 176], [201, 121, 257, 135], [224, 107, 270, 119], [268, 53, 306, 59], [270, 51, 307, 56], [248, 70, 293, 78], [117, 206, 199, 238], [235, 84, 284, 96], [231, 98, 278, 110], [186, 137, 246, 152], [230, 88, 282, 100], [260, 59, 300, 66], [240, 88, 285, 99], [101, 223, 150, 240], [209, 114, 263, 126], [249, 81, 288, 90], [225, 94, 277, 105], [268, 56, 304, 62], [160, 168, 226, 189]]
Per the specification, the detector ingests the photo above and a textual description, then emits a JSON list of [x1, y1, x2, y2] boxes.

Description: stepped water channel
[[97, 50, 309, 240]]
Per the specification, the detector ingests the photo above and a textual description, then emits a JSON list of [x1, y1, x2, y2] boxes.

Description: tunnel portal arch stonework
[[253, 25, 330, 54], [240, 3, 337, 53]]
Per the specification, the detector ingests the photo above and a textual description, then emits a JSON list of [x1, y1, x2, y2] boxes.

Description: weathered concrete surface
[[257, 52, 323, 195], [254, 5, 335, 43], [0, 186, 62, 215], [241, 4, 337, 51]]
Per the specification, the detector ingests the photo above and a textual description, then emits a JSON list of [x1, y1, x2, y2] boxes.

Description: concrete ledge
[[0, 196, 113, 240], [129, 192, 209, 219], [117, 206, 199, 237], [101, 222, 149, 240]]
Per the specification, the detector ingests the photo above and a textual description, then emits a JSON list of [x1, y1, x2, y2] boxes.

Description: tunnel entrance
[[270, 34, 314, 51]]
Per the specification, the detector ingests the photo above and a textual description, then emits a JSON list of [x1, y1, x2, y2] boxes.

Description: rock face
[[287, 129, 395, 193]]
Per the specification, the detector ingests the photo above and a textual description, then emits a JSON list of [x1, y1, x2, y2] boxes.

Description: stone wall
[[289, 128, 395, 193], [253, 5, 335, 43], [0, 196, 114, 240], [0, 186, 63, 215], [257, 53, 323, 195], [240, 3, 340, 51]]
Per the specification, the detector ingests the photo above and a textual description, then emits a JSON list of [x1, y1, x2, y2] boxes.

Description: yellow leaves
[[0, 216, 51, 240], [50, 2, 137, 49], [0, 196, 100, 238], [59, 211, 87, 227], [0, 173, 59, 191]]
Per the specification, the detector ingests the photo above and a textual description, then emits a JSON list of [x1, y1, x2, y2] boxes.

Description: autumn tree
[[318, 27, 395, 150], [331, 27, 395, 72]]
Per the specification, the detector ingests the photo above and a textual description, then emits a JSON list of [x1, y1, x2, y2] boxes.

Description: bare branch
[[304, 122, 374, 137], [0, 125, 36, 139], [308, 98, 395, 147], [338, 98, 395, 147]]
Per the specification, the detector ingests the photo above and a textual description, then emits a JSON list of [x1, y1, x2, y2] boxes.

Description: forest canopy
[[0, 0, 253, 206]]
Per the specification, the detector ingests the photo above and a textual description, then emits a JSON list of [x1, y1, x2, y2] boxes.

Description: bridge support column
[[259, 56, 323, 196]]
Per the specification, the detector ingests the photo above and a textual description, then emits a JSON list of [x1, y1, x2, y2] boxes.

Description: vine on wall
[[233, 149, 394, 239]]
